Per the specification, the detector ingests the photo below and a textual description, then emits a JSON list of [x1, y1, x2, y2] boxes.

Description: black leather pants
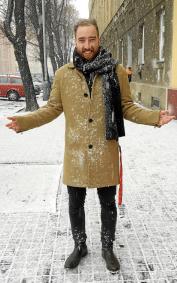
[[67, 186, 117, 248]]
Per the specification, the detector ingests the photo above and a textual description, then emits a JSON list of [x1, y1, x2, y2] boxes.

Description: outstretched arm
[[5, 68, 63, 133], [117, 65, 176, 126]]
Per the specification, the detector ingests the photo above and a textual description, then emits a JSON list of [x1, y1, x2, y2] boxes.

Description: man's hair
[[74, 18, 99, 37]]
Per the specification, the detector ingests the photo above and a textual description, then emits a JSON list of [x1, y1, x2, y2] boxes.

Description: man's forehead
[[76, 25, 98, 37]]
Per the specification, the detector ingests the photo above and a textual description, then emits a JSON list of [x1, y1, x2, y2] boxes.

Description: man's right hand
[[6, 117, 21, 133]]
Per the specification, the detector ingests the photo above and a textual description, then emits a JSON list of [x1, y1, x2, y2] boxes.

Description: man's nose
[[84, 40, 90, 49]]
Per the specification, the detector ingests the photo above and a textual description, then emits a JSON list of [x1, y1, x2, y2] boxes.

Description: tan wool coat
[[16, 63, 160, 188]]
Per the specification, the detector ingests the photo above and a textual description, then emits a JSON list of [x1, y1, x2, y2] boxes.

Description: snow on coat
[[15, 63, 160, 188]]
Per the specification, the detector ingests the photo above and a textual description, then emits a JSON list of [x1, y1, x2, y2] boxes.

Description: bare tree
[[26, 0, 46, 79], [3, 0, 39, 111], [47, 0, 78, 71], [62, 3, 78, 63], [26, 0, 78, 75], [45, 0, 65, 73], [0, 0, 7, 20]]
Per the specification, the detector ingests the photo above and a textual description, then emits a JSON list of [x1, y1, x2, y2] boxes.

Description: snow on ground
[[1, 97, 177, 281], [0, 97, 65, 213]]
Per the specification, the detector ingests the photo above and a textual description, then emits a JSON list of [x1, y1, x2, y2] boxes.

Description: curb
[[56, 164, 63, 213]]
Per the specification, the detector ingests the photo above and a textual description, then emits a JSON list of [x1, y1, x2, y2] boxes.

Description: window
[[138, 24, 145, 65], [127, 34, 132, 67], [120, 39, 124, 65], [159, 10, 165, 61], [116, 40, 119, 60], [138, 92, 142, 102], [0, 76, 8, 83], [10, 77, 22, 84], [151, 96, 160, 108]]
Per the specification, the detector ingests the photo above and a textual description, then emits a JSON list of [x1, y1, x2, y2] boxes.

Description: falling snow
[[1, 94, 177, 282]]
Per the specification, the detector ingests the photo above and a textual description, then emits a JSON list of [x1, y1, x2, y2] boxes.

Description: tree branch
[[3, 0, 16, 44]]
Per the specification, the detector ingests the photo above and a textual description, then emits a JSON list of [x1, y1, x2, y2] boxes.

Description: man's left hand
[[158, 110, 176, 126]]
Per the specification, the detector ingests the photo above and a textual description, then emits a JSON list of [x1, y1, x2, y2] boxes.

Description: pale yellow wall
[[130, 82, 167, 109], [171, 0, 177, 88], [0, 31, 17, 74], [89, 0, 121, 35]]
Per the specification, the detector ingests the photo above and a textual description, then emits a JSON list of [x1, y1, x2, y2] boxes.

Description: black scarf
[[73, 47, 125, 140]]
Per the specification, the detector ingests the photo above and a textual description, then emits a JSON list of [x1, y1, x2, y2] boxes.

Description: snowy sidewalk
[[1, 99, 177, 282], [0, 97, 65, 213]]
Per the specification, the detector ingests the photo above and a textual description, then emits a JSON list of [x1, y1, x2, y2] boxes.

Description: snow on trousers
[[67, 186, 117, 248]]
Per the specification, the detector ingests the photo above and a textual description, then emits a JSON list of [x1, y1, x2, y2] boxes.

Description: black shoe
[[102, 248, 120, 273], [64, 244, 88, 269]]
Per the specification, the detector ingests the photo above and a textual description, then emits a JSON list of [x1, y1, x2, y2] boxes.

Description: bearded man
[[6, 19, 175, 273]]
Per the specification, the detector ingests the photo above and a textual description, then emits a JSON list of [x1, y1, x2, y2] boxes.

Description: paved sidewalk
[[0, 97, 64, 212], [1, 100, 177, 282]]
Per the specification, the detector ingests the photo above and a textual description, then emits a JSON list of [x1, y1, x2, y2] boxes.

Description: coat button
[[89, 118, 93, 123], [88, 144, 93, 149], [84, 93, 88, 97]]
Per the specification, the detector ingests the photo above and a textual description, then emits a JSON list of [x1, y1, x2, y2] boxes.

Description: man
[[6, 19, 175, 273]]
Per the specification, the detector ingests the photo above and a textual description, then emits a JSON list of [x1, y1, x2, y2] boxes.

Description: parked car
[[32, 74, 43, 91], [33, 80, 43, 92], [0, 74, 40, 101]]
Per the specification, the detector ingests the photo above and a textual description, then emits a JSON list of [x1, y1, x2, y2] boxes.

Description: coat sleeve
[[15, 69, 63, 132], [117, 65, 160, 126]]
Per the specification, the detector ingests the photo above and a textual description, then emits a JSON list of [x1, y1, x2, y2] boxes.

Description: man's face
[[75, 25, 100, 61]]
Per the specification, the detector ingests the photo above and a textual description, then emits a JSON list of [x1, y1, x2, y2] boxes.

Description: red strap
[[118, 145, 123, 206]]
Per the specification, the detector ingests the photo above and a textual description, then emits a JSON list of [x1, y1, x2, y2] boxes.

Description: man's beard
[[76, 47, 99, 61]]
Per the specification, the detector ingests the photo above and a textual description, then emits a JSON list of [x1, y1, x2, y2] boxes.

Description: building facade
[[89, 0, 177, 117], [0, 30, 17, 74], [0, 28, 47, 77], [89, 0, 123, 35]]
